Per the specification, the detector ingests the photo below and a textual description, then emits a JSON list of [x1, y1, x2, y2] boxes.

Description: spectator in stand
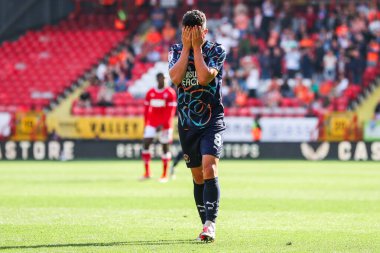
[[305, 5, 317, 33], [316, 2, 328, 31], [285, 46, 301, 78], [220, 0, 233, 20], [323, 50, 337, 81], [233, 1, 250, 37], [301, 49, 314, 79], [314, 40, 325, 78], [97, 72, 115, 107], [268, 48, 282, 79], [280, 79, 294, 98], [75, 1, 380, 118], [294, 77, 313, 106], [335, 74, 349, 97], [265, 79, 282, 107], [162, 21, 176, 45], [145, 26, 162, 45], [96, 61, 108, 82], [165, 8, 179, 28], [215, 20, 239, 54], [262, 0, 275, 38], [150, 4, 166, 31], [115, 72, 128, 92], [78, 91, 92, 108], [223, 79, 238, 108], [347, 49, 364, 85], [259, 48, 271, 80], [246, 61, 260, 98], [279, 1, 293, 31], [374, 101, 380, 120], [252, 7, 263, 38]]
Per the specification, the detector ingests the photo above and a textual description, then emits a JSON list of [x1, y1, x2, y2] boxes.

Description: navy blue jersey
[[168, 41, 226, 130]]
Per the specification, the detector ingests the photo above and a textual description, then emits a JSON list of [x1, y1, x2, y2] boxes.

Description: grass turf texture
[[0, 161, 379, 253]]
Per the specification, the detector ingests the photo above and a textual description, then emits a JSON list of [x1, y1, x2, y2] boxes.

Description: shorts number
[[214, 133, 222, 147]]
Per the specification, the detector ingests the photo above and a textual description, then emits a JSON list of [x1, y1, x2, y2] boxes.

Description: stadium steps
[[46, 80, 90, 134], [128, 61, 169, 98], [355, 78, 380, 124]]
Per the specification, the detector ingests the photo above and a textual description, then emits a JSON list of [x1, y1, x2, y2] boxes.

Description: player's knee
[[203, 162, 218, 179], [192, 168, 204, 184], [193, 175, 204, 184]]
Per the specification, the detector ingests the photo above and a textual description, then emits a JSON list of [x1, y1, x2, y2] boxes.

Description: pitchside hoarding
[[0, 112, 11, 138], [259, 117, 319, 142], [364, 120, 380, 141], [46, 116, 319, 142], [224, 117, 319, 142], [0, 141, 379, 161]]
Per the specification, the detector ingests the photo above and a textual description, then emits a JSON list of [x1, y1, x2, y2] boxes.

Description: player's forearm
[[143, 105, 149, 124], [169, 48, 190, 86], [193, 47, 214, 86]]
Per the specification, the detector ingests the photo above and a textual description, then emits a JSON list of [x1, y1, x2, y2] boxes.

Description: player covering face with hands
[[168, 10, 227, 242]]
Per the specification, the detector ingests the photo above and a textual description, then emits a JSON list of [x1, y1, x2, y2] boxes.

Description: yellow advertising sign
[[13, 111, 46, 141], [76, 117, 144, 139], [324, 112, 360, 141], [48, 116, 179, 140], [329, 116, 351, 137]]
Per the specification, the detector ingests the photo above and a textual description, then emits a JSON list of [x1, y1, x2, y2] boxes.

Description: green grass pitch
[[0, 160, 379, 253]]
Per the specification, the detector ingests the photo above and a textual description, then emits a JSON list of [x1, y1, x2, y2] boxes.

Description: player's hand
[[182, 26, 192, 50], [191, 26, 204, 49]]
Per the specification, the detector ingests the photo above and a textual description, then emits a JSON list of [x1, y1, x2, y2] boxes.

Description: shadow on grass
[[0, 240, 200, 250]]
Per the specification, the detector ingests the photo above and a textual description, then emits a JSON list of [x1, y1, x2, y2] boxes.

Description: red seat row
[[0, 15, 127, 112]]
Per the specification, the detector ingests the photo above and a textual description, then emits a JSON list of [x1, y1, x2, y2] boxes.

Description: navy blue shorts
[[178, 121, 226, 168]]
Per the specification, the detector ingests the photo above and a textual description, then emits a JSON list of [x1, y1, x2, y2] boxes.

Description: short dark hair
[[182, 10, 207, 29], [156, 72, 164, 79]]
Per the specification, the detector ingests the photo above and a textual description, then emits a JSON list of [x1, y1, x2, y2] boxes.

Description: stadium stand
[[70, 0, 380, 118], [0, 14, 127, 113]]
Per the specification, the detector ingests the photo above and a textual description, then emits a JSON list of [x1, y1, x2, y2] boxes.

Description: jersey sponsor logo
[[150, 99, 166, 107], [182, 67, 199, 87]]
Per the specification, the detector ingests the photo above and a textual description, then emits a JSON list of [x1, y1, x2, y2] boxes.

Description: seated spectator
[[96, 61, 108, 81], [145, 26, 162, 45], [280, 79, 294, 98], [162, 21, 176, 44], [96, 88, 114, 107], [318, 80, 333, 99], [265, 79, 282, 107], [294, 78, 314, 105], [236, 89, 248, 107], [374, 101, 380, 120], [323, 50, 337, 81], [97, 73, 115, 107], [115, 72, 128, 92], [335, 74, 349, 96], [78, 91, 92, 108]]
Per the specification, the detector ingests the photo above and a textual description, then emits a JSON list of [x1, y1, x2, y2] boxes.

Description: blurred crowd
[[81, 0, 380, 112]]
